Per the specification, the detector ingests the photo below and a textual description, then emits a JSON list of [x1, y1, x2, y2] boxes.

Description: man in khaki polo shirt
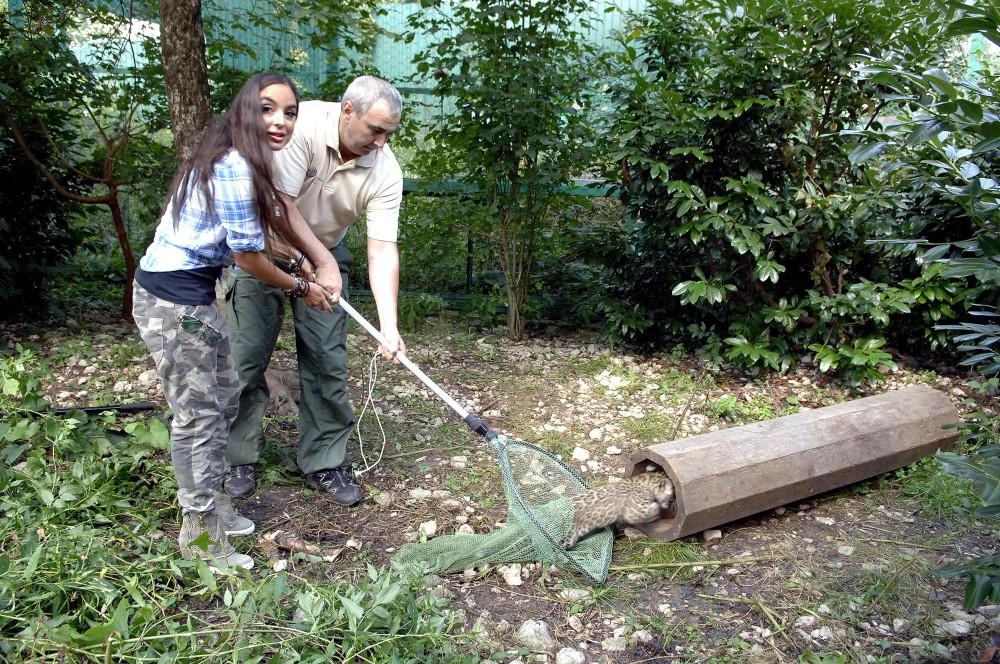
[[224, 75, 406, 505]]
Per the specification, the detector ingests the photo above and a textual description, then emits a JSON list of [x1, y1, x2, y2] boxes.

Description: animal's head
[[651, 475, 674, 509]]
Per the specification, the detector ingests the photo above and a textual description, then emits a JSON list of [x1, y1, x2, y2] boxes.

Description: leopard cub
[[563, 472, 674, 549]]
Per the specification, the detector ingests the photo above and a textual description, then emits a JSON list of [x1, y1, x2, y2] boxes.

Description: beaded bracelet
[[284, 275, 310, 298]]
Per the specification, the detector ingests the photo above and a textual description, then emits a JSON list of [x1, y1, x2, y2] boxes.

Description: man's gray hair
[[342, 75, 402, 118]]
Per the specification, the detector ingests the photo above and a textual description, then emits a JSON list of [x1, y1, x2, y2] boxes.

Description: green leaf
[[847, 142, 886, 165]]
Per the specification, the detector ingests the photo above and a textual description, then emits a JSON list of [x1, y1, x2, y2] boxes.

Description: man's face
[[339, 99, 400, 159]]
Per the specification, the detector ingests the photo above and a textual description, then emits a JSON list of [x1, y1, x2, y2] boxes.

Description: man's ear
[[341, 100, 354, 118]]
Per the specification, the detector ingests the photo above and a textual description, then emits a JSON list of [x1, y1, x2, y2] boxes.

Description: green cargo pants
[[225, 243, 354, 476]]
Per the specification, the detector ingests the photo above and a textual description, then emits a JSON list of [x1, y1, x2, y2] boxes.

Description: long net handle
[[338, 297, 472, 420]]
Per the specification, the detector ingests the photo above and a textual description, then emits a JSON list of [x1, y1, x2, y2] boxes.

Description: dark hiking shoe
[[305, 467, 364, 506], [224, 464, 256, 498]]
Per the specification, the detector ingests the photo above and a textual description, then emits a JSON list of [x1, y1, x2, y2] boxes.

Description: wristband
[[284, 275, 309, 298]]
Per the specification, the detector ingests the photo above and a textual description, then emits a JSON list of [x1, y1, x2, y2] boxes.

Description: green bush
[[594, 0, 968, 381], [848, 4, 1000, 608]]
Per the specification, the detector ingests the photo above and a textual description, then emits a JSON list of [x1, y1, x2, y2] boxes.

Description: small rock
[[600, 636, 628, 652], [893, 618, 908, 633], [418, 520, 438, 538], [567, 615, 584, 632], [409, 488, 432, 499], [555, 648, 586, 664], [137, 368, 158, 386], [515, 619, 556, 652], [558, 588, 591, 603], [440, 498, 464, 510], [345, 538, 362, 550], [273, 559, 288, 572], [818, 604, 832, 614], [373, 492, 394, 506], [774, 506, 786, 516], [634, 629, 654, 644], [810, 626, 834, 640], [605, 445, 622, 455], [588, 428, 603, 440], [977, 605, 1000, 618], [501, 564, 524, 586], [837, 545, 854, 557], [815, 517, 835, 526], [456, 524, 475, 536], [703, 529, 722, 543], [795, 616, 816, 627], [934, 618, 972, 637], [623, 527, 646, 539], [571, 447, 591, 461]]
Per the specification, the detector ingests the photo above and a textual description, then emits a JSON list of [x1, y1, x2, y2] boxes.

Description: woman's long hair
[[166, 72, 298, 250]]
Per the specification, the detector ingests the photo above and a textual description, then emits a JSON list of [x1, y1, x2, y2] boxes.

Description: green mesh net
[[391, 434, 613, 584]]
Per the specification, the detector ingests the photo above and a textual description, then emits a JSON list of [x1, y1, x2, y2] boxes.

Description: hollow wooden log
[[629, 385, 959, 541]]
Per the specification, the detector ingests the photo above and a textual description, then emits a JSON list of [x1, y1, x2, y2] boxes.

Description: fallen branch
[[259, 530, 343, 563], [609, 555, 784, 572]]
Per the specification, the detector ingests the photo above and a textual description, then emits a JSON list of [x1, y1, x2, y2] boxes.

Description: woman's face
[[260, 83, 297, 151]]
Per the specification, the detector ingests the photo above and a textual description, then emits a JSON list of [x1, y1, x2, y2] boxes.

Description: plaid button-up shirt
[[140, 150, 266, 272]]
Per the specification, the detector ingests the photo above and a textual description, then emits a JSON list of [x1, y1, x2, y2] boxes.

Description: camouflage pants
[[132, 282, 239, 513]]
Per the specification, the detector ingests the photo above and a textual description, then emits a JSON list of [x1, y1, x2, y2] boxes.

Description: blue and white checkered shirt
[[139, 150, 267, 272]]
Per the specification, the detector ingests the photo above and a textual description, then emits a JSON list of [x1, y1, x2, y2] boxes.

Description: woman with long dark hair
[[133, 72, 335, 571]]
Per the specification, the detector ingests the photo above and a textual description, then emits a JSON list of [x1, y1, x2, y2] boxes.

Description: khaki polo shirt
[[273, 100, 402, 247]]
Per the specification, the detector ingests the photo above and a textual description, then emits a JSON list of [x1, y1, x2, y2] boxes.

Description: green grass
[[614, 539, 705, 581], [895, 457, 979, 521], [619, 412, 678, 442]]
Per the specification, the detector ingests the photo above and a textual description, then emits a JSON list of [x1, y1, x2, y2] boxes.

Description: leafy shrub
[[595, 0, 967, 381], [848, 4, 1000, 608]]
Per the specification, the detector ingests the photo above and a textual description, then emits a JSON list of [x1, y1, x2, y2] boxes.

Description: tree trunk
[[108, 192, 136, 318], [159, 0, 212, 162]]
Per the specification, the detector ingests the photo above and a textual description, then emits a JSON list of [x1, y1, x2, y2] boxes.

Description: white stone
[[408, 488, 432, 499], [567, 615, 584, 632], [456, 524, 475, 536], [137, 368, 158, 386], [795, 616, 817, 627], [774, 506, 786, 515], [600, 637, 628, 652], [558, 588, 591, 603], [515, 619, 556, 652], [418, 520, 438, 538], [373, 492, 394, 506], [501, 564, 524, 586], [571, 447, 591, 462], [934, 618, 972, 637], [815, 517, 835, 526], [634, 629, 654, 644], [555, 648, 586, 664], [345, 538, 363, 549], [810, 626, 834, 640], [837, 545, 855, 556], [703, 529, 722, 543], [605, 445, 622, 455], [893, 618, 909, 633], [623, 527, 646, 539]]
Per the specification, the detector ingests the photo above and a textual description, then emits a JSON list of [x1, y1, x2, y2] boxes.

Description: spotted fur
[[563, 472, 674, 549]]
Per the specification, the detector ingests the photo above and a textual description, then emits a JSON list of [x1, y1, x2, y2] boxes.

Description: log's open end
[[626, 457, 685, 540]]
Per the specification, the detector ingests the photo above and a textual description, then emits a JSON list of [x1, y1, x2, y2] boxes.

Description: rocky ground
[[4, 310, 999, 663]]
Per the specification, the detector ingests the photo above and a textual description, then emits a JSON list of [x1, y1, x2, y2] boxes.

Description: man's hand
[[379, 327, 406, 364], [314, 261, 342, 304]]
